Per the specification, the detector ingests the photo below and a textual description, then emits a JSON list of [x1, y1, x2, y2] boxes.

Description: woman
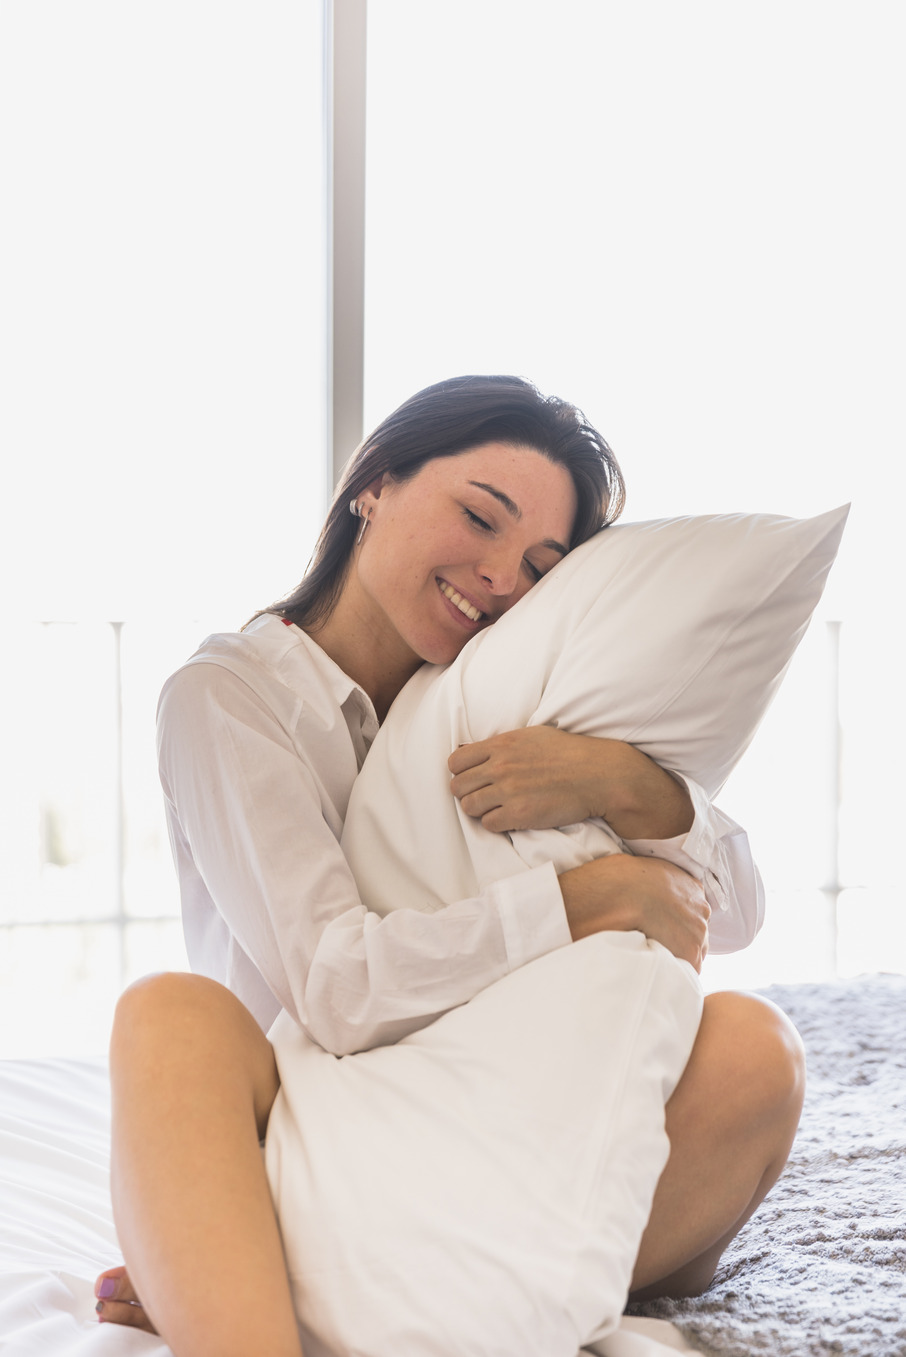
[[95, 377, 803, 1352], [155, 374, 753, 1049]]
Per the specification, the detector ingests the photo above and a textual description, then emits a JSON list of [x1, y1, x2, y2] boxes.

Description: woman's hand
[[94, 1265, 157, 1334], [449, 727, 694, 841], [558, 854, 710, 972]]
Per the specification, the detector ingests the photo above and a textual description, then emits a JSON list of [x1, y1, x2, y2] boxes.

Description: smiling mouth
[[437, 578, 486, 623]]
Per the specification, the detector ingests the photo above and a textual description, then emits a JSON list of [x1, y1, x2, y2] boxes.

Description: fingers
[[455, 783, 536, 831], [448, 737, 532, 820], [447, 740, 491, 776], [684, 917, 710, 973], [449, 767, 496, 804], [458, 787, 503, 821], [449, 751, 501, 818], [608, 857, 710, 971]]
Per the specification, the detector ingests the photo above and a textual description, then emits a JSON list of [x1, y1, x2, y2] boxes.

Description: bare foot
[[94, 1264, 159, 1334]]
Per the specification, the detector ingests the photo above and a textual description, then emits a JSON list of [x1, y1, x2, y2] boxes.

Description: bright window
[[364, 0, 906, 990], [0, 2, 326, 1055]]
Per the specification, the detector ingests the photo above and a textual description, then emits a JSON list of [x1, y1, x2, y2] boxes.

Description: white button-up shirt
[[159, 614, 762, 1053]]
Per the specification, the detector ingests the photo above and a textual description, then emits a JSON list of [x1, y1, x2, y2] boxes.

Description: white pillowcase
[[342, 505, 849, 915], [267, 931, 702, 1357], [508, 505, 851, 798]]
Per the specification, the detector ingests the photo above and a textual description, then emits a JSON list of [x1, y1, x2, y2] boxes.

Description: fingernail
[[98, 1278, 118, 1299], [95, 1301, 105, 1315]]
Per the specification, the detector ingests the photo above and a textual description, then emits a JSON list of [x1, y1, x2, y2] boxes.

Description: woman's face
[[354, 442, 578, 667]]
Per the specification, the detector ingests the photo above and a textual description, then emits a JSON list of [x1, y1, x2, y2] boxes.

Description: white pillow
[[266, 931, 702, 1357], [266, 506, 847, 1357], [513, 505, 850, 798], [342, 505, 849, 915]]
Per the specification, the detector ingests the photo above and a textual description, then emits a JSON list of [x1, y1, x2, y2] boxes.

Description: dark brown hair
[[266, 374, 624, 630]]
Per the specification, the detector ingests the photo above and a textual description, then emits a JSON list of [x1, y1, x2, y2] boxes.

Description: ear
[[359, 472, 391, 512]]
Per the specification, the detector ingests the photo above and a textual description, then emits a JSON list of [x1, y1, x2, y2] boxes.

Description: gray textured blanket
[[629, 973, 906, 1357]]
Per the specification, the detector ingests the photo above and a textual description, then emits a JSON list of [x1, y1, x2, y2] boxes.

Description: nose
[[477, 541, 525, 601]]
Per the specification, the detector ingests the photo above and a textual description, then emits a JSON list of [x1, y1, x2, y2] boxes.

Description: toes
[[95, 1298, 159, 1334], [94, 1267, 159, 1334], [95, 1264, 140, 1306]]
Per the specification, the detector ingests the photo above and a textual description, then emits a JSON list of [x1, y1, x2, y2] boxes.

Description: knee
[[110, 973, 226, 1062], [699, 990, 806, 1126]]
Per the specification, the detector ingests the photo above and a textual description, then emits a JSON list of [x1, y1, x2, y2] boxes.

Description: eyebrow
[[468, 480, 569, 557]]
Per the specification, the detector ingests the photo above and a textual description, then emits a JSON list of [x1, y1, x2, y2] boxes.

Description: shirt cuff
[[623, 772, 729, 914], [491, 860, 572, 972]]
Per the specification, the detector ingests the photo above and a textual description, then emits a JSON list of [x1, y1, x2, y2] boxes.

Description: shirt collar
[[262, 614, 380, 743]]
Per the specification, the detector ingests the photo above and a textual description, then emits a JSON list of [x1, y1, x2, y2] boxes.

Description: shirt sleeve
[[158, 662, 571, 1055], [622, 772, 765, 954]]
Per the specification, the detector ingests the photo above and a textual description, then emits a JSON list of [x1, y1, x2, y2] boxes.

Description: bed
[[1, 972, 902, 1356], [630, 972, 906, 1357]]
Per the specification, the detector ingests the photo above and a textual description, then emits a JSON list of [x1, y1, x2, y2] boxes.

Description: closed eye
[[463, 502, 552, 586], [463, 507, 493, 532]]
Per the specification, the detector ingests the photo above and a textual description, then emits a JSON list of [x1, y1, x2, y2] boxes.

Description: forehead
[[425, 442, 577, 536]]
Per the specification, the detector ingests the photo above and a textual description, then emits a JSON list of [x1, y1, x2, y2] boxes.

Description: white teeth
[[438, 580, 484, 622]]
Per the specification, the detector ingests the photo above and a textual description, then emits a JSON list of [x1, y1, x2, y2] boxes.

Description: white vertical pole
[[324, 0, 367, 495]]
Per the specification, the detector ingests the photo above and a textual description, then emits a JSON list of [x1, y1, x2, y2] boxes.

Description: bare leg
[[630, 990, 806, 1300], [104, 972, 303, 1357]]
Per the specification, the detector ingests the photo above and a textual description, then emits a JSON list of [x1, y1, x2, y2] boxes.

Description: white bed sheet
[[0, 1053, 697, 1357], [0, 1056, 167, 1356]]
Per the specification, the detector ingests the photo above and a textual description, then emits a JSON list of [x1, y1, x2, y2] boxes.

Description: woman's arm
[[448, 727, 694, 839], [161, 664, 713, 1055], [624, 782, 765, 953], [449, 726, 763, 952], [160, 662, 573, 1055], [558, 853, 710, 971]]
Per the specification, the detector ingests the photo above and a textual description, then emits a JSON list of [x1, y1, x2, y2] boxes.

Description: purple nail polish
[[98, 1278, 117, 1299]]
